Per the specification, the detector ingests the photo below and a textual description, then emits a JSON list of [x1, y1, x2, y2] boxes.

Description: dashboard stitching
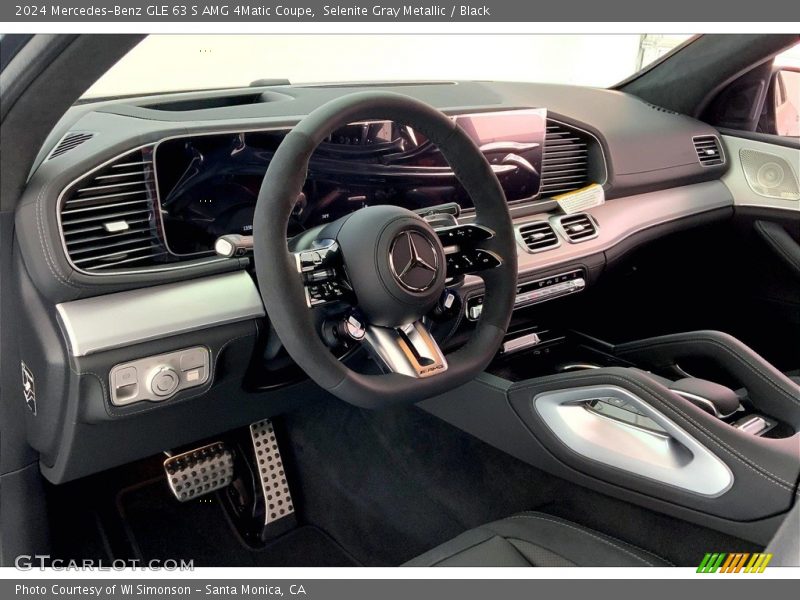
[[755, 221, 800, 273], [516, 373, 798, 494], [80, 370, 108, 402], [34, 180, 84, 290]]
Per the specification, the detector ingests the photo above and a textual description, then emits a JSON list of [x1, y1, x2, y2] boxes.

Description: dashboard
[[13, 80, 734, 484]]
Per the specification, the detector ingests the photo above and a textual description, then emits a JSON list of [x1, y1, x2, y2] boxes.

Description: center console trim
[[533, 384, 734, 497]]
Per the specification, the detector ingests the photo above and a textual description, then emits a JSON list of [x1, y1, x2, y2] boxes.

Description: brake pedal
[[164, 441, 234, 502], [250, 419, 295, 525]]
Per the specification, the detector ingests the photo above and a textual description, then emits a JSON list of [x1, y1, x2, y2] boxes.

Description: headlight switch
[[109, 346, 210, 406]]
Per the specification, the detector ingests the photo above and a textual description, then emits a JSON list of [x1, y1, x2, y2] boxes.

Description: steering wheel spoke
[[362, 320, 448, 378]]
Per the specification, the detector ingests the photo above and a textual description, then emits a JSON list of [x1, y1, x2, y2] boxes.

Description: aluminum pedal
[[164, 441, 234, 502], [250, 419, 295, 524]]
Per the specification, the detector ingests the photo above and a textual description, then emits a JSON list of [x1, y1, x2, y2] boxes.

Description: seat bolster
[[488, 513, 672, 567], [404, 512, 672, 567], [404, 527, 531, 567]]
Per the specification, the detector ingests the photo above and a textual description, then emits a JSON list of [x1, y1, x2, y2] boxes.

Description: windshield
[[82, 34, 694, 99]]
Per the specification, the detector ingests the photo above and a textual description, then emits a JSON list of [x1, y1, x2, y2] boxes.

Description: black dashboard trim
[[17, 80, 728, 304]]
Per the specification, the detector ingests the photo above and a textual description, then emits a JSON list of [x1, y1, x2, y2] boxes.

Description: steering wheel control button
[[296, 241, 338, 273], [295, 241, 351, 307], [150, 367, 180, 397], [445, 248, 501, 278], [305, 281, 348, 306], [436, 224, 494, 245], [108, 346, 210, 406]]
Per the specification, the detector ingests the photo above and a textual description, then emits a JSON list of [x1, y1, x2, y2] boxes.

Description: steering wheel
[[253, 92, 518, 408]]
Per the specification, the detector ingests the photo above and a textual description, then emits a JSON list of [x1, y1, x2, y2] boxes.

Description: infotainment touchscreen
[[155, 108, 547, 255]]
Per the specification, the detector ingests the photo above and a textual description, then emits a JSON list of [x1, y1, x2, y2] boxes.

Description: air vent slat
[[58, 148, 167, 273], [112, 160, 150, 169], [539, 173, 587, 182], [693, 135, 725, 167], [65, 189, 148, 205], [94, 170, 149, 181], [65, 227, 152, 246], [67, 234, 157, 256], [62, 198, 151, 216], [62, 217, 151, 237], [517, 221, 560, 253], [540, 120, 597, 198], [61, 207, 154, 227], [76, 180, 147, 194], [84, 251, 169, 271], [557, 214, 598, 243]]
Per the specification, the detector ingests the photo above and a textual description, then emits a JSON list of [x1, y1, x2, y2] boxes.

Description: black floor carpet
[[117, 479, 358, 567], [47, 399, 760, 568], [278, 400, 760, 567]]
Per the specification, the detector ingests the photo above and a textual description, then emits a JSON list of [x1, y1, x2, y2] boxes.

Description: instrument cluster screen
[[155, 108, 547, 255]]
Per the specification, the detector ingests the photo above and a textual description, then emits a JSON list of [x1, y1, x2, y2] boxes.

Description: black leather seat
[[405, 512, 672, 567]]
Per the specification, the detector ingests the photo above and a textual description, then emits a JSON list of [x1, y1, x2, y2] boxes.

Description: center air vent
[[557, 213, 598, 243], [693, 136, 725, 167], [59, 148, 168, 272], [517, 220, 560, 253], [540, 121, 592, 197]]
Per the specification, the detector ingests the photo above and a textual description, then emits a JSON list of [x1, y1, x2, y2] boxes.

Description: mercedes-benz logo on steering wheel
[[389, 230, 439, 292]]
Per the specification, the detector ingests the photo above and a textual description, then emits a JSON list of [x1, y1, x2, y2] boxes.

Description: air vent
[[59, 148, 167, 272], [557, 213, 598, 243], [541, 121, 591, 197], [693, 136, 724, 167], [48, 132, 93, 160], [517, 220, 560, 253]]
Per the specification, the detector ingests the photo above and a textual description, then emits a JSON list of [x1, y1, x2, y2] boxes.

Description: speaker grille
[[739, 149, 800, 201], [48, 132, 93, 160]]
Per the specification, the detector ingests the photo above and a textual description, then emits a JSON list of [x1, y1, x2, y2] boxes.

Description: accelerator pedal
[[164, 441, 234, 502], [250, 419, 295, 526]]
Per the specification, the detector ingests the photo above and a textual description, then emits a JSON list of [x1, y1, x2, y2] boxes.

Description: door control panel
[[109, 346, 210, 406]]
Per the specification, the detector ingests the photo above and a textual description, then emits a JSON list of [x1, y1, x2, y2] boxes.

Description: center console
[[419, 329, 800, 544]]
